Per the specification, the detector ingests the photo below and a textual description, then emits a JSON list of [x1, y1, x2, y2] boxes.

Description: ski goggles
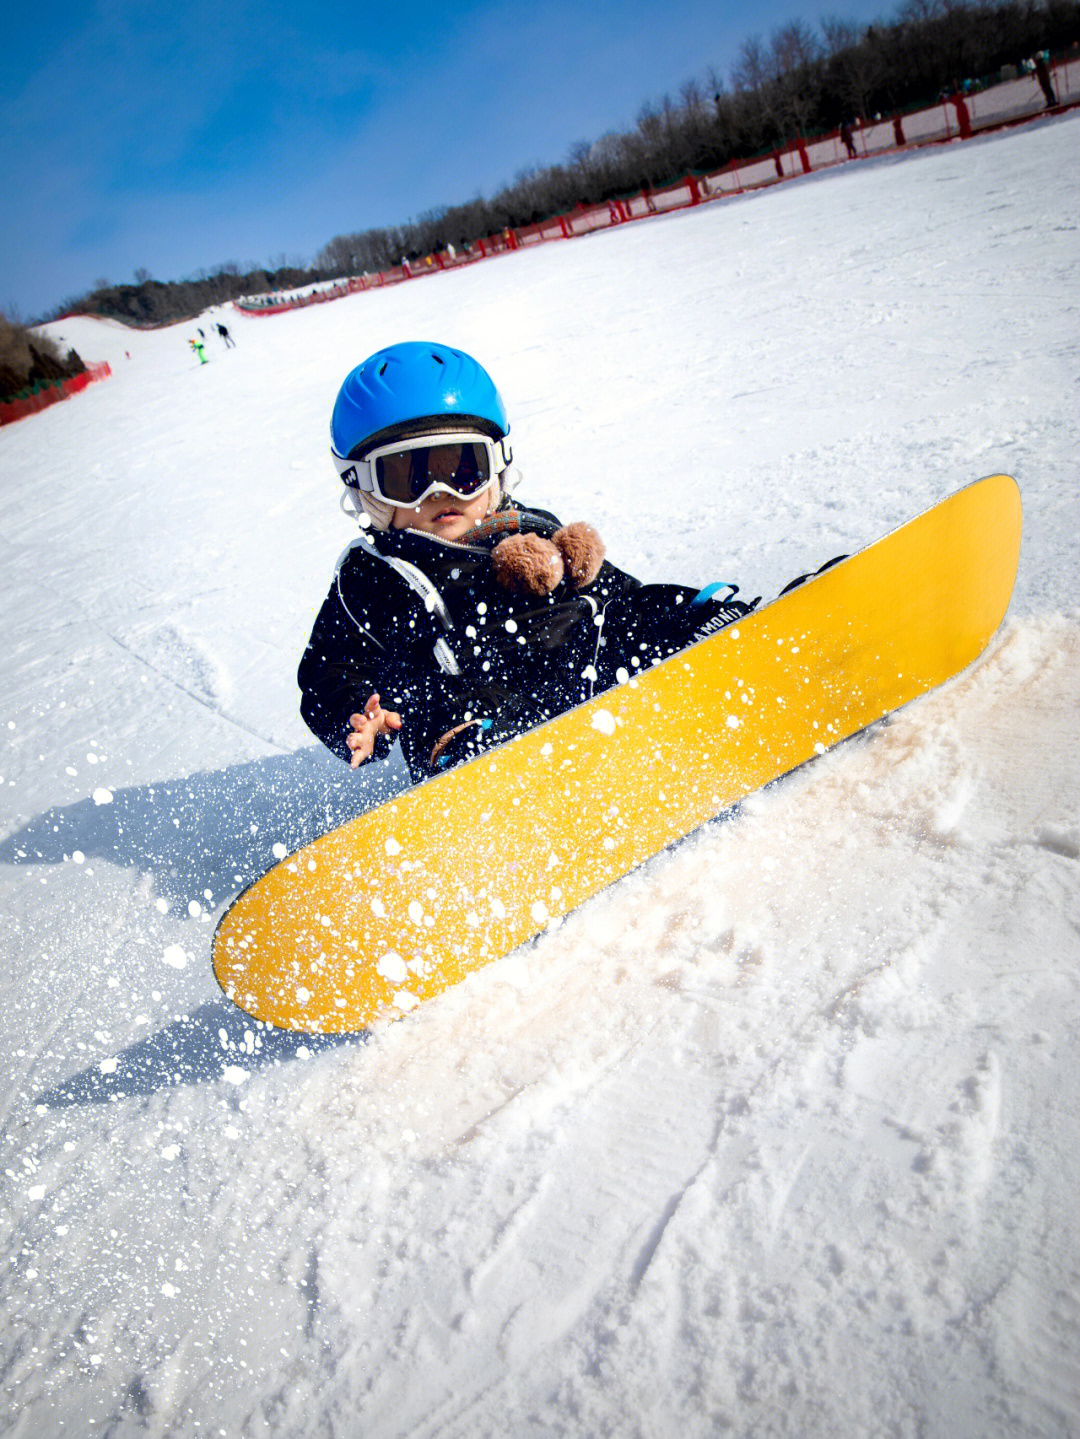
[[333, 432, 512, 508]]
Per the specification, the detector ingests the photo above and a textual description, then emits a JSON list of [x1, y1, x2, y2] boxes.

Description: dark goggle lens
[[374, 442, 491, 504]]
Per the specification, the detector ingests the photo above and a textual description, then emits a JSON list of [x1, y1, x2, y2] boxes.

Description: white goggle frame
[[332, 431, 513, 510]]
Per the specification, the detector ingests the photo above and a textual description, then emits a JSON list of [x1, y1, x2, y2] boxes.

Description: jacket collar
[[372, 501, 524, 562]]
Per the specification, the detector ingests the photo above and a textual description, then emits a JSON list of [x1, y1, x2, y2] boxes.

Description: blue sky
[[4, 0, 892, 319]]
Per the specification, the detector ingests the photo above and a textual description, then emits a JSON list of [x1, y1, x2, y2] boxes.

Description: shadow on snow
[[0, 743, 411, 908], [35, 998, 366, 1108], [1, 744, 408, 1106]]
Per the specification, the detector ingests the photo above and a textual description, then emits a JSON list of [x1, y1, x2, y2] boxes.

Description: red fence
[[227, 53, 1077, 321], [0, 362, 112, 428]]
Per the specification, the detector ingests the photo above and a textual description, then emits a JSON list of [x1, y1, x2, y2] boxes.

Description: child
[[298, 342, 757, 782]]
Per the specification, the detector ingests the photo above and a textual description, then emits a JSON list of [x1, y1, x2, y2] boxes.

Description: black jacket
[[298, 502, 704, 781]]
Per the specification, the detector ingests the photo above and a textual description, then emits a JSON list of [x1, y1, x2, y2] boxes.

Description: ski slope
[[2, 114, 1078, 1438]]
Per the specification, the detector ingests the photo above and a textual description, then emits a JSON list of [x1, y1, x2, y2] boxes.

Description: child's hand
[[346, 694, 402, 768]]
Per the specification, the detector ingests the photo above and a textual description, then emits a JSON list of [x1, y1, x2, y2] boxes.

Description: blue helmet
[[330, 342, 512, 528], [330, 342, 509, 461]]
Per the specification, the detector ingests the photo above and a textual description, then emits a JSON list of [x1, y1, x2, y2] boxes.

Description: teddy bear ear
[[491, 533, 565, 596], [552, 523, 605, 589]]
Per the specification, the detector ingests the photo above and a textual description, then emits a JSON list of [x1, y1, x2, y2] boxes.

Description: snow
[[3, 114, 1080, 1437]]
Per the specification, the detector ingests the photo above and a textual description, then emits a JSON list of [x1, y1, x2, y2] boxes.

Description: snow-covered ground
[[2, 113, 1079, 1438]]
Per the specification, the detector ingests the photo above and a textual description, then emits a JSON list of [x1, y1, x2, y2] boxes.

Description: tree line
[[34, 0, 1080, 327], [48, 262, 319, 330]]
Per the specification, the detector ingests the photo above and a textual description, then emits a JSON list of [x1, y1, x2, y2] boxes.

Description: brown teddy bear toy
[[490, 521, 605, 597]]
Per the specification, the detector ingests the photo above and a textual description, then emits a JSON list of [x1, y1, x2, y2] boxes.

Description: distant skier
[[189, 338, 208, 365], [1033, 53, 1058, 108], [298, 343, 758, 782], [217, 323, 235, 348]]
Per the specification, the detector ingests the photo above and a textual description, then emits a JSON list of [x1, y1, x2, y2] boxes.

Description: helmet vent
[[432, 353, 444, 365]]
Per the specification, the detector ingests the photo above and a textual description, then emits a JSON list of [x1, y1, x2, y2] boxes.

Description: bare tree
[[731, 34, 772, 92], [821, 16, 863, 54], [771, 22, 823, 136], [772, 20, 821, 72], [730, 35, 785, 144]]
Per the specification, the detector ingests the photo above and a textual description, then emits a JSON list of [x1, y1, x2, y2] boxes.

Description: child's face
[[391, 483, 494, 540]]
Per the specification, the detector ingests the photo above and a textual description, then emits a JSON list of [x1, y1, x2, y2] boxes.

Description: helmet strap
[[340, 485, 393, 530]]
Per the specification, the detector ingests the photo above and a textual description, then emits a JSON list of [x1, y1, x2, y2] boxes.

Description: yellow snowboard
[[214, 475, 1021, 1032]]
